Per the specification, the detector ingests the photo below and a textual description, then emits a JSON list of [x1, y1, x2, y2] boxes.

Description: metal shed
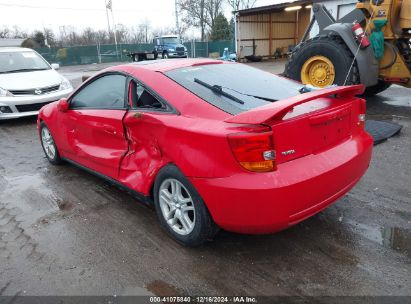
[[235, 0, 313, 60]]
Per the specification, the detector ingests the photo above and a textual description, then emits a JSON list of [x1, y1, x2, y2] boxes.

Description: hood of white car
[[0, 69, 63, 90]]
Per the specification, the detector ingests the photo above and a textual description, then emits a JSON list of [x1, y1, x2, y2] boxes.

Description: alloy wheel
[[159, 178, 195, 235], [41, 127, 56, 160]]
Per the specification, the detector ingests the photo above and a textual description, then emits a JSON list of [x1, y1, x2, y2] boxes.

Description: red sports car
[[37, 59, 373, 246]]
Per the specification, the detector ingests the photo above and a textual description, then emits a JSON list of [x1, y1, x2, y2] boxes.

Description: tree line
[[0, 0, 255, 48]]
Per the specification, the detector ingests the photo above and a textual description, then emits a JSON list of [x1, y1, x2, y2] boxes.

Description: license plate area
[[310, 107, 351, 152]]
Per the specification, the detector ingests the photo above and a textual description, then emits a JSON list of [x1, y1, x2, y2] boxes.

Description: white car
[[0, 47, 73, 120]]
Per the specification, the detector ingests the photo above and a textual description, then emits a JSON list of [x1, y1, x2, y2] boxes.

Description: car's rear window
[[165, 63, 302, 115]]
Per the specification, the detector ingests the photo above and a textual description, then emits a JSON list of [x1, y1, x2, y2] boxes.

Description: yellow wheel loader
[[284, 0, 411, 96]]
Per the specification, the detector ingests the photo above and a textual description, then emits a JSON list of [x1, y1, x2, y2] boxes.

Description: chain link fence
[[36, 40, 235, 66]]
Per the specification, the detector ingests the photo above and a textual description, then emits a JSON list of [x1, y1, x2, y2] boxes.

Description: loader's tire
[[363, 80, 391, 96], [284, 35, 360, 88]]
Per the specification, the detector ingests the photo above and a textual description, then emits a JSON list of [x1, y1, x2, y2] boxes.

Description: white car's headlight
[[0, 87, 13, 97], [60, 78, 72, 91], [184, 47, 187, 51]]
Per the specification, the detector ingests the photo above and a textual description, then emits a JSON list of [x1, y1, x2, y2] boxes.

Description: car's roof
[[123, 58, 229, 73], [0, 47, 34, 53]]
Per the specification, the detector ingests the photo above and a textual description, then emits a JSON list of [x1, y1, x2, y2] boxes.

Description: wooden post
[[269, 12, 273, 57], [295, 10, 300, 45]]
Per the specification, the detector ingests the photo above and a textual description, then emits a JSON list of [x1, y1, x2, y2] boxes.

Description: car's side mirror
[[57, 98, 69, 112], [51, 63, 60, 70]]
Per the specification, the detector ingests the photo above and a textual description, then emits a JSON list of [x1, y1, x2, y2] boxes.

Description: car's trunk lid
[[224, 85, 365, 164]]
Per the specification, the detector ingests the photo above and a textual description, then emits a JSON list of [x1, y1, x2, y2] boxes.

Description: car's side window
[[128, 80, 164, 110], [71, 74, 126, 109]]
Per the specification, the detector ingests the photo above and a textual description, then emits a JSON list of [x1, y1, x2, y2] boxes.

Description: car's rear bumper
[[0, 88, 72, 120], [190, 132, 373, 234]]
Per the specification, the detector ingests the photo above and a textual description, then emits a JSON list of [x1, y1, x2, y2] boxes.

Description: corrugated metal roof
[[235, 0, 314, 15]]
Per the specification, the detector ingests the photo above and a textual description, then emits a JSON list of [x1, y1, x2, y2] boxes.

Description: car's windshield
[[0, 51, 50, 73], [162, 37, 180, 44], [165, 63, 302, 115]]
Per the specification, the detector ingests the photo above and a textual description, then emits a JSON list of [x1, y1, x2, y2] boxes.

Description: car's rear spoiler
[[224, 85, 364, 124]]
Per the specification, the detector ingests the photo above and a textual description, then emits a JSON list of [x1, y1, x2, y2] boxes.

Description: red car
[[38, 59, 373, 246]]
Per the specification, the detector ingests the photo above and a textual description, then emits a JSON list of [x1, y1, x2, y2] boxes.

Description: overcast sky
[[0, 0, 293, 36]]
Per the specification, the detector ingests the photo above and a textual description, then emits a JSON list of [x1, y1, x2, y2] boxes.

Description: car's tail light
[[357, 98, 367, 129], [358, 98, 366, 129], [228, 129, 276, 172], [358, 113, 366, 128]]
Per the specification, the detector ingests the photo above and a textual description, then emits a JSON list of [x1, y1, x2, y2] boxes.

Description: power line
[[0, 2, 165, 13], [0, 2, 105, 11]]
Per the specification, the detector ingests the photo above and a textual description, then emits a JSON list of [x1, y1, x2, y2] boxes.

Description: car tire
[[153, 165, 219, 247], [40, 122, 62, 165], [162, 52, 169, 59]]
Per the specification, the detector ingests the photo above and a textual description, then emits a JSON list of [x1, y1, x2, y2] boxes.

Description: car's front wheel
[[153, 165, 218, 246], [162, 52, 169, 59], [40, 122, 62, 165]]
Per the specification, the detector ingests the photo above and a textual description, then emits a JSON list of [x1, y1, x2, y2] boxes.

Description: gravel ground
[[0, 60, 410, 298]]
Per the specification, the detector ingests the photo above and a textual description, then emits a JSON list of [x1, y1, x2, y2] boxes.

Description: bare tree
[[11, 26, 28, 39], [66, 27, 81, 46], [132, 22, 151, 43], [227, 0, 256, 11], [43, 28, 56, 47], [95, 30, 108, 43], [114, 24, 128, 43], [205, 0, 224, 28], [179, 0, 207, 41], [81, 27, 97, 45], [151, 26, 179, 38], [0, 25, 28, 39], [0, 26, 11, 38], [178, 0, 224, 41]]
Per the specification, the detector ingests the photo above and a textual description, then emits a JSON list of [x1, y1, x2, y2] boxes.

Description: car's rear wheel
[[40, 122, 62, 165], [153, 165, 218, 247]]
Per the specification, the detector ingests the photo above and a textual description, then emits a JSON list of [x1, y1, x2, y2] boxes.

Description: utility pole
[[175, 0, 180, 37], [105, 0, 119, 60], [105, 0, 111, 35]]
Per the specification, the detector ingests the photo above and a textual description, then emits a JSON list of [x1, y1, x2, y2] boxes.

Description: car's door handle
[[103, 125, 117, 136]]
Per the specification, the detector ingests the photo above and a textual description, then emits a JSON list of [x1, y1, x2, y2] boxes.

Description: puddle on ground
[[118, 286, 154, 296], [56, 200, 75, 211], [347, 220, 411, 258], [146, 280, 182, 296], [379, 88, 411, 107], [383, 99, 411, 107]]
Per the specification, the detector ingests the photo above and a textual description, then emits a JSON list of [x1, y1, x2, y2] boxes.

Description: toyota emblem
[[35, 89, 42, 95]]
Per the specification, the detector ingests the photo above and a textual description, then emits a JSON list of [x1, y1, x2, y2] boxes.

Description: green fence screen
[[36, 40, 235, 66]]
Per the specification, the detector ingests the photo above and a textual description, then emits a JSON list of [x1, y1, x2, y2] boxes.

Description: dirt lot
[[0, 60, 410, 298]]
